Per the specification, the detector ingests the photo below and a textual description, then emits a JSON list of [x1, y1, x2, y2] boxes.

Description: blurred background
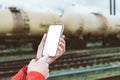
[[0, 0, 120, 80]]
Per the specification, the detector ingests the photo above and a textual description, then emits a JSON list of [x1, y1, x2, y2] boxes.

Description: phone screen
[[42, 24, 64, 57]]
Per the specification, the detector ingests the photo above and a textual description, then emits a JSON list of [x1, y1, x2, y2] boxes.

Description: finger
[[47, 57, 55, 64], [62, 35, 65, 38], [46, 63, 49, 68], [36, 55, 49, 64], [41, 33, 47, 44], [60, 38, 65, 45], [47, 69, 49, 74], [58, 46, 63, 52], [29, 59, 36, 64], [38, 33, 47, 48], [57, 45, 65, 57], [37, 33, 47, 58], [46, 71, 49, 79], [38, 33, 47, 49], [59, 41, 65, 48], [43, 54, 49, 62], [28, 59, 35, 67], [36, 50, 42, 58], [58, 40, 65, 52]]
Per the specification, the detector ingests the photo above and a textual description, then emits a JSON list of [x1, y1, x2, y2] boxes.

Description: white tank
[[0, 9, 61, 36], [61, 13, 120, 38], [0, 10, 14, 35], [0, 9, 120, 39], [27, 12, 60, 36], [105, 15, 120, 36]]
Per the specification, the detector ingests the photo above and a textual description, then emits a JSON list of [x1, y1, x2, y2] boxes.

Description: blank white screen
[[43, 25, 63, 56]]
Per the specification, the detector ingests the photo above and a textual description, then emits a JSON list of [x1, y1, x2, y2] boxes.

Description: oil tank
[[61, 13, 120, 39], [0, 8, 120, 49], [0, 8, 60, 38]]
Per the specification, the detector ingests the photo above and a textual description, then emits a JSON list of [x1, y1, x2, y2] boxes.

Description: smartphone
[[42, 24, 64, 57]]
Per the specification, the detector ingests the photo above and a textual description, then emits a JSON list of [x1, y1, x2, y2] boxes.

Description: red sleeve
[[26, 71, 45, 80], [11, 66, 28, 80]]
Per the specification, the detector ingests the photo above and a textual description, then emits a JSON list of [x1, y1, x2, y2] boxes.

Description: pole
[[110, 0, 112, 15]]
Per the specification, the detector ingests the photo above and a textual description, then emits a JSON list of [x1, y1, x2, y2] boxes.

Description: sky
[[0, 0, 120, 15]]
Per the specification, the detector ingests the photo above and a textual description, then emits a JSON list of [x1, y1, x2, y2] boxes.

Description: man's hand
[[36, 33, 47, 59], [28, 55, 49, 79], [36, 33, 66, 64], [47, 35, 66, 64]]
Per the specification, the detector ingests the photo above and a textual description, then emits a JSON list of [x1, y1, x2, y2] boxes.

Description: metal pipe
[[113, 0, 116, 15], [49, 65, 120, 78], [110, 0, 112, 15]]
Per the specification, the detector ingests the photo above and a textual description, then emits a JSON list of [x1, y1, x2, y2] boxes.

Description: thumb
[[28, 59, 35, 67], [40, 33, 47, 45], [36, 33, 47, 58]]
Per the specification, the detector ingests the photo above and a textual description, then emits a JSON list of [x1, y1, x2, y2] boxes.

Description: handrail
[[49, 65, 120, 78]]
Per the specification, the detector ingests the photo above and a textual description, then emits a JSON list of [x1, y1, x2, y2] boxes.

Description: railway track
[[1, 47, 120, 78], [0, 47, 33, 57]]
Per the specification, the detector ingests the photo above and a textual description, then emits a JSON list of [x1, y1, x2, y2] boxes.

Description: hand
[[36, 33, 47, 59], [28, 55, 49, 79], [36, 34, 66, 64], [47, 35, 66, 64]]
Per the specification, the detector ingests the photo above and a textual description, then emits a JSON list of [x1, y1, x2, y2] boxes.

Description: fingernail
[[63, 35, 65, 38]]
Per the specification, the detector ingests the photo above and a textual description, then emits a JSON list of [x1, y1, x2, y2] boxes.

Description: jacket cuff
[[27, 71, 45, 80], [11, 66, 28, 80]]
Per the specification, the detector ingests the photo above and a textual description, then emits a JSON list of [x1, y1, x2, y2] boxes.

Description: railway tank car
[[0, 7, 120, 50], [0, 8, 60, 49], [61, 13, 120, 49]]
